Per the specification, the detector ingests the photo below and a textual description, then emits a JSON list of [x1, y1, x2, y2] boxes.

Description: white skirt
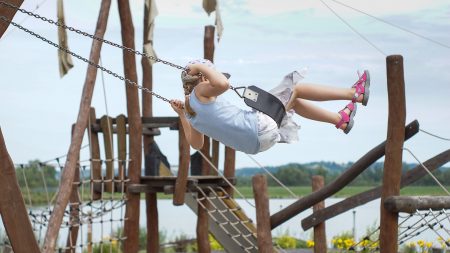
[[256, 69, 306, 152]]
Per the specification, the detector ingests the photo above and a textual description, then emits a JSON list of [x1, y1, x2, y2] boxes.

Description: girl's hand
[[170, 99, 185, 115]]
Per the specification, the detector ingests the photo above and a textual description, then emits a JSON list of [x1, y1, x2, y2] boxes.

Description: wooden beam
[[253, 174, 273, 253], [301, 148, 450, 230], [117, 0, 143, 252], [43, 1, 112, 251], [0, 128, 40, 253], [380, 55, 406, 253], [270, 120, 419, 229], [385, 196, 450, 213], [0, 0, 24, 38]]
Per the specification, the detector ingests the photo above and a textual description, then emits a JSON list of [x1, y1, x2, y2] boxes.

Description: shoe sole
[[362, 70, 370, 106]]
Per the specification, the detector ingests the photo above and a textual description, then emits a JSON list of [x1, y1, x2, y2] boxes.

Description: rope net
[[1, 144, 129, 252]]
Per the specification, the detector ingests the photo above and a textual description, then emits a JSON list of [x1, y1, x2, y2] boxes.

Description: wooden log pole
[[195, 24, 216, 253], [312, 176, 327, 253], [0, 0, 24, 38], [141, 1, 159, 251], [43, 1, 112, 251], [0, 128, 40, 253], [380, 55, 406, 253], [173, 119, 190, 205], [302, 148, 450, 230], [117, 0, 143, 252], [253, 174, 273, 253], [385, 196, 450, 213], [270, 120, 419, 229]]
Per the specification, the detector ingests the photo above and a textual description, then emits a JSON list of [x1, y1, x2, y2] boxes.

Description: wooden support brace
[[0, 128, 40, 253], [0, 0, 24, 38], [89, 108, 102, 200]]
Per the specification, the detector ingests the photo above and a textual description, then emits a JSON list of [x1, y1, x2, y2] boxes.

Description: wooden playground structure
[[1, 1, 450, 253]]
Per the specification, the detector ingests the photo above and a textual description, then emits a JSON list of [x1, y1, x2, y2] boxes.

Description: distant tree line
[[236, 162, 450, 187]]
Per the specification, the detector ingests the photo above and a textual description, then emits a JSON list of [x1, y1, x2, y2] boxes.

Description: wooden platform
[[91, 117, 180, 134], [93, 176, 236, 194]]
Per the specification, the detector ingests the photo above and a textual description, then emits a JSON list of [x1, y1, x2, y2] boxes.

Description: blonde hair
[[181, 71, 200, 116]]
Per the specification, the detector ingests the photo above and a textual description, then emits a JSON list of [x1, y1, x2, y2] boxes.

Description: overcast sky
[[1, 0, 449, 169]]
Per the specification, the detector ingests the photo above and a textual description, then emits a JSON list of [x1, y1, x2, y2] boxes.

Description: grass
[[24, 186, 449, 206]]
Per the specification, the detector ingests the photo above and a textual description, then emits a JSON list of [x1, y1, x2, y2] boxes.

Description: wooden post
[[141, 1, 159, 251], [0, 128, 40, 252], [380, 55, 406, 253], [223, 146, 236, 196], [252, 174, 273, 253], [312, 176, 327, 253], [196, 25, 216, 253], [116, 114, 127, 181], [89, 108, 102, 200], [173, 119, 190, 205], [0, 0, 24, 38], [118, 0, 143, 252], [43, 1, 112, 251]]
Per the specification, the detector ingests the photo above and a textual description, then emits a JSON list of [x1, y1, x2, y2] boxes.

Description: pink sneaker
[[352, 70, 370, 106], [336, 102, 357, 134]]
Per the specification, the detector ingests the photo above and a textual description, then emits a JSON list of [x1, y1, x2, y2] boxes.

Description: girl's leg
[[291, 98, 350, 130], [286, 83, 360, 111]]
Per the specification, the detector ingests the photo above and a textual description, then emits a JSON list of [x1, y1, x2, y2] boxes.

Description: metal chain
[[0, 0, 186, 71], [0, 15, 173, 103]]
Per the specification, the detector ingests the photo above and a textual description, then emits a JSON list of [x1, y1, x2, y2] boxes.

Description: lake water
[[40, 197, 445, 249]]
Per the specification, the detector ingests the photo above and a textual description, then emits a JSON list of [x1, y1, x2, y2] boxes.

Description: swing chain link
[[0, 0, 187, 104]]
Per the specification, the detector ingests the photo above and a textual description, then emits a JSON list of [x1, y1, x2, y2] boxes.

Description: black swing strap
[[231, 85, 286, 128]]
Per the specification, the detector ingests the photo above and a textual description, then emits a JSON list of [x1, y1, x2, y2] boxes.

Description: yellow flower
[[425, 241, 433, 248], [417, 239, 425, 247], [306, 240, 315, 248]]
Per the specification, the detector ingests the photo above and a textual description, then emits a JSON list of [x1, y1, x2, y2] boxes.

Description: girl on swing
[[170, 59, 370, 154]]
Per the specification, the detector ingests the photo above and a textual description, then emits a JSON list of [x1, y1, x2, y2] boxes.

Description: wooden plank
[[270, 119, 419, 229], [312, 176, 326, 253], [212, 140, 219, 173], [380, 55, 406, 253], [118, 0, 143, 252], [101, 115, 114, 193], [116, 114, 127, 181], [224, 146, 236, 196], [0, 0, 24, 38], [301, 148, 450, 230], [89, 108, 102, 200], [384, 196, 450, 213], [0, 128, 40, 252], [173, 119, 190, 205], [253, 174, 273, 253], [43, 1, 112, 251]]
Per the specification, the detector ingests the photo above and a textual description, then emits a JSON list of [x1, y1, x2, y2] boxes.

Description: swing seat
[[242, 85, 286, 127]]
